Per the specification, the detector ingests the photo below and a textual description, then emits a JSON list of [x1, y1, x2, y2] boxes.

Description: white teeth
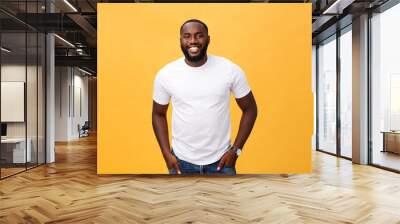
[[189, 47, 199, 53]]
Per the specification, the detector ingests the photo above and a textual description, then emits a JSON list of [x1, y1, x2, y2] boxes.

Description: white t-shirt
[[153, 55, 251, 165]]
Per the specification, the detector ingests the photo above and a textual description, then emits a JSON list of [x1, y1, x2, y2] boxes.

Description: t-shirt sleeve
[[230, 63, 251, 99], [153, 71, 171, 105]]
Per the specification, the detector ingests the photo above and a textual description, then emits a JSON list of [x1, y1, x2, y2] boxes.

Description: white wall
[[55, 67, 89, 141], [1, 65, 40, 137], [1, 65, 26, 135], [73, 72, 89, 138], [55, 66, 70, 141]]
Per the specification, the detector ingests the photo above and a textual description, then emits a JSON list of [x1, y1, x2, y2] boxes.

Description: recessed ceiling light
[[323, 0, 354, 15], [54, 34, 75, 48], [1, 47, 11, 53], [63, 0, 78, 12], [78, 67, 93, 76]]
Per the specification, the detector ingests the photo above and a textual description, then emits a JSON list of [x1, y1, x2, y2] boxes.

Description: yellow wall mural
[[98, 3, 312, 174]]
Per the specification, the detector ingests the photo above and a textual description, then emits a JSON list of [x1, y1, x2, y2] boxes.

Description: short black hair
[[180, 19, 208, 34]]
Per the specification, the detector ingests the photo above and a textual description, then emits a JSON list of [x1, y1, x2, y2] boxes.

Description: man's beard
[[181, 42, 209, 62]]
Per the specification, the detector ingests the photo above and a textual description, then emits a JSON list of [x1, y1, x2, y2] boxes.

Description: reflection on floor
[[340, 148, 352, 158], [0, 167, 25, 178], [373, 150, 400, 170], [0, 163, 41, 178]]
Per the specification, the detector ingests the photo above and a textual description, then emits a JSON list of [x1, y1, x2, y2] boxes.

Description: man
[[152, 19, 257, 175]]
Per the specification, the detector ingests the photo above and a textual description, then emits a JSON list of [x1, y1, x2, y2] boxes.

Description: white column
[[46, 32, 55, 163], [45, 1, 55, 163], [352, 14, 369, 164]]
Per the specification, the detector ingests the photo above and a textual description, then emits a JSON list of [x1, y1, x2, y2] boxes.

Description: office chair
[[79, 121, 90, 138]]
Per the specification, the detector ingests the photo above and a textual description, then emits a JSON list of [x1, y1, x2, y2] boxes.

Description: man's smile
[[188, 46, 200, 54]]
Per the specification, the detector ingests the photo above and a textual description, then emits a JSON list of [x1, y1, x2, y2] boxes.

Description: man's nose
[[189, 36, 198, 44]]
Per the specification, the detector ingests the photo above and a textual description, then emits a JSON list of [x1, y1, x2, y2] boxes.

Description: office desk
[[1, 138, 31, 163], [381, 131, 400, 154]]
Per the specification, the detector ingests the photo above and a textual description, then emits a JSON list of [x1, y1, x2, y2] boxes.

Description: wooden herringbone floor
[[1, 134, 400, 224]]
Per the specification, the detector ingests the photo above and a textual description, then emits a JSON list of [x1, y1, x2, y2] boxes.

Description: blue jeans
[[168, 151, 236, 175]]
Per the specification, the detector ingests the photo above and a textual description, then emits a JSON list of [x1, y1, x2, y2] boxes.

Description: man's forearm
[[152, 114, 171, 156], [232, 108, 257, 149]]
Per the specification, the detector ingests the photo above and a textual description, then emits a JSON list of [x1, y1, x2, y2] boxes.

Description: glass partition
[[371, 3, 400, 171], [27, 30, 38, 169], [0, 1, 46, 179], [1, 30, 28, 177], [339, 27, 352, 158], [317, 35, 337, 154]]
